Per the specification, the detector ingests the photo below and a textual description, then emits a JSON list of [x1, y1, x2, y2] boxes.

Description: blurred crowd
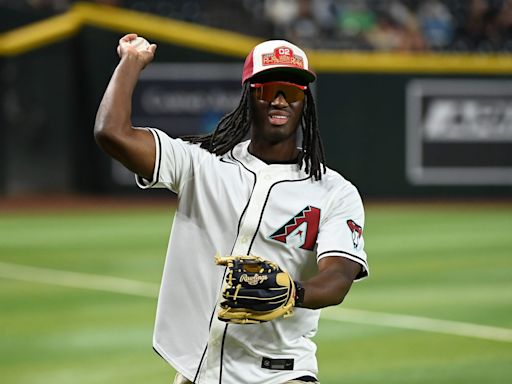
[[2, 0, 512, 52], [262, 0, 512, 51]]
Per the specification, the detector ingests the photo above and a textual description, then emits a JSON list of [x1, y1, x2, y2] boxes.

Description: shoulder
[[312, 166, 365, 215], [153, 130, 218, 159], [319, 166, 360, 195], [319, 168, 364, 222]]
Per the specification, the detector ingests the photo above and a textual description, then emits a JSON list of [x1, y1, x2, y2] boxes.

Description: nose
[[270, 92, 289, 107]]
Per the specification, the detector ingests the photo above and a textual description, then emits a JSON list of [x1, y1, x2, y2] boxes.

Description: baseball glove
[[215, 254, 296, 324]]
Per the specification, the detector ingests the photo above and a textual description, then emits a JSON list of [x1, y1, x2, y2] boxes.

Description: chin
[[263, 127, 296, 144]]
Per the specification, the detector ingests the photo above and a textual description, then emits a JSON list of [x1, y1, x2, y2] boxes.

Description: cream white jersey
[[136, 128, 369, 384]]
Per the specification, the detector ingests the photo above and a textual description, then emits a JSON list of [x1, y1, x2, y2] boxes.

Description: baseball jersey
[[136, 128, 369, 384]]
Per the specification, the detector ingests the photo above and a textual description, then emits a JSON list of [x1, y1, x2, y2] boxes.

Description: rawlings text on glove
[[215, 254, 296, 324]]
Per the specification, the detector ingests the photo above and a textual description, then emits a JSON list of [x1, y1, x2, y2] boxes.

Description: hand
[[215, 254, 296, 324], [117, 33, 157, 69]]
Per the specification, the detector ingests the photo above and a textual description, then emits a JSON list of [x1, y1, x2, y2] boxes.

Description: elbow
[[94, 117, 112, 145], [94, 123, 112, 148], [334, 295, 345, 305], [332, 293, 346, 306], [328, 281, 351, 307], [93, 120, 125, 154]]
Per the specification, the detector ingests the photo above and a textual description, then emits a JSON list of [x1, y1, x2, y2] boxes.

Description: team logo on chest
[[269, 206, 320, 251]]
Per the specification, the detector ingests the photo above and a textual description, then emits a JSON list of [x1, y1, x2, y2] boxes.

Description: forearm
[[93, 35, 157, 179], [300, 272, 353, 309], [298, 257, 361, 310], [94, 55, 144, 146]]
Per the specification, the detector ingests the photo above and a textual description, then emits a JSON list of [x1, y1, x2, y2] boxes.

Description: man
[[95, 33, 369, 384]]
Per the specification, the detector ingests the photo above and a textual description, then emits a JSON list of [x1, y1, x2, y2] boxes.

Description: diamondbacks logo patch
[[269, 206, 320, 250], [347, 219, 363, 249]]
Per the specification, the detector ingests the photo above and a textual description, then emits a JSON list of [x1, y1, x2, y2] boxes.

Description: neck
[[248, 138, 300, 163]]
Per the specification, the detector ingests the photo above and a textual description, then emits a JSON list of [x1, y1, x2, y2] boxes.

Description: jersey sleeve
[[135, 128, 195, 194], [316, 183, 369, 281]]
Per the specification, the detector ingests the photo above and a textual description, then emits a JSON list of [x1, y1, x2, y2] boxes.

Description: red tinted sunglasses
[[250, 82, 307, 103]]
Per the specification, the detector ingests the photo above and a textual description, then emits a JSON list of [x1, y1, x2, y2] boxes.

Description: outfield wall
[[1, 3, 511, 198]]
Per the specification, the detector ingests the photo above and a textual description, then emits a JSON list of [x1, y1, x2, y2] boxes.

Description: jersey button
[[240, 236, 249, 244]]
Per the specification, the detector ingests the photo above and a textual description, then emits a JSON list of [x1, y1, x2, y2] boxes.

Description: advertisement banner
[[112, 63, 242, 185], [406, 79, 512, 185]]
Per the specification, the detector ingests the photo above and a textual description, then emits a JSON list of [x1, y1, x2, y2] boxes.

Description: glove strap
[[294, 281, 305, 307]]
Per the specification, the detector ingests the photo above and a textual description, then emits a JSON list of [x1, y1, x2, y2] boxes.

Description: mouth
[[268, 113, 290, 126]]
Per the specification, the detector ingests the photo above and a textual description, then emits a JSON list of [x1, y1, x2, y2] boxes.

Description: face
[[249, 79, 305, 146]]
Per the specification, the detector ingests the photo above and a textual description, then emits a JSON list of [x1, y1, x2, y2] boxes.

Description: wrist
[[294, 281, 305, 307], [119, 54, 147, 72]]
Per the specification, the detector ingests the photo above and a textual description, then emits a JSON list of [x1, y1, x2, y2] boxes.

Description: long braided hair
[[182, 82, 327, 180]]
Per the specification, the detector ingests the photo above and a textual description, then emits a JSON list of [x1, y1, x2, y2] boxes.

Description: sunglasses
[[250, 82, 307, 103]]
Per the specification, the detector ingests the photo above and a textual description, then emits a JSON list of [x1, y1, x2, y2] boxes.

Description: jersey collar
[[230, 140, 310, 180]]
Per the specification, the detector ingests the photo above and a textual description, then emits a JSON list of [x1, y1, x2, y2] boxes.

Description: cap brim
[[248, 66, 316, 85]]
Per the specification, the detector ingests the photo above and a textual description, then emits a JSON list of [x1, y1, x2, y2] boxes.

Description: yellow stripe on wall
[[310, 50, 512, 74], [1, 1, 512, 74], [0, 11, 81, 56], [73, 2, 260, 57]]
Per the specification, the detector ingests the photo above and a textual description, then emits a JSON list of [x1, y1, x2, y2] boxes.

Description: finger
[[119, 33, 138, 44], [149, 44, 157, 54]]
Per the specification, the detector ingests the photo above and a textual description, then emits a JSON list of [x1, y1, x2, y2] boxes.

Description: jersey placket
[[201, 166, 281, 384]]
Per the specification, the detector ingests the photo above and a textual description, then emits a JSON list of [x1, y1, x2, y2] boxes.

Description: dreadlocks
[[300, 87, 327, 180], [182, 83, 327, 180], [181, 82, 252, 156]]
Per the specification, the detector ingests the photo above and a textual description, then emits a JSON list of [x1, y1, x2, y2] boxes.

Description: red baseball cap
[[242, 40, 316, 85]]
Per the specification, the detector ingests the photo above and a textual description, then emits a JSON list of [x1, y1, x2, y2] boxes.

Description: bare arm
[[94, 34, 157, 180], [299, 256, 362, 309]]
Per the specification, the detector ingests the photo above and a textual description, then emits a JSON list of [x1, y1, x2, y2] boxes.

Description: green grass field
[[1, 202, 511, 384]]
